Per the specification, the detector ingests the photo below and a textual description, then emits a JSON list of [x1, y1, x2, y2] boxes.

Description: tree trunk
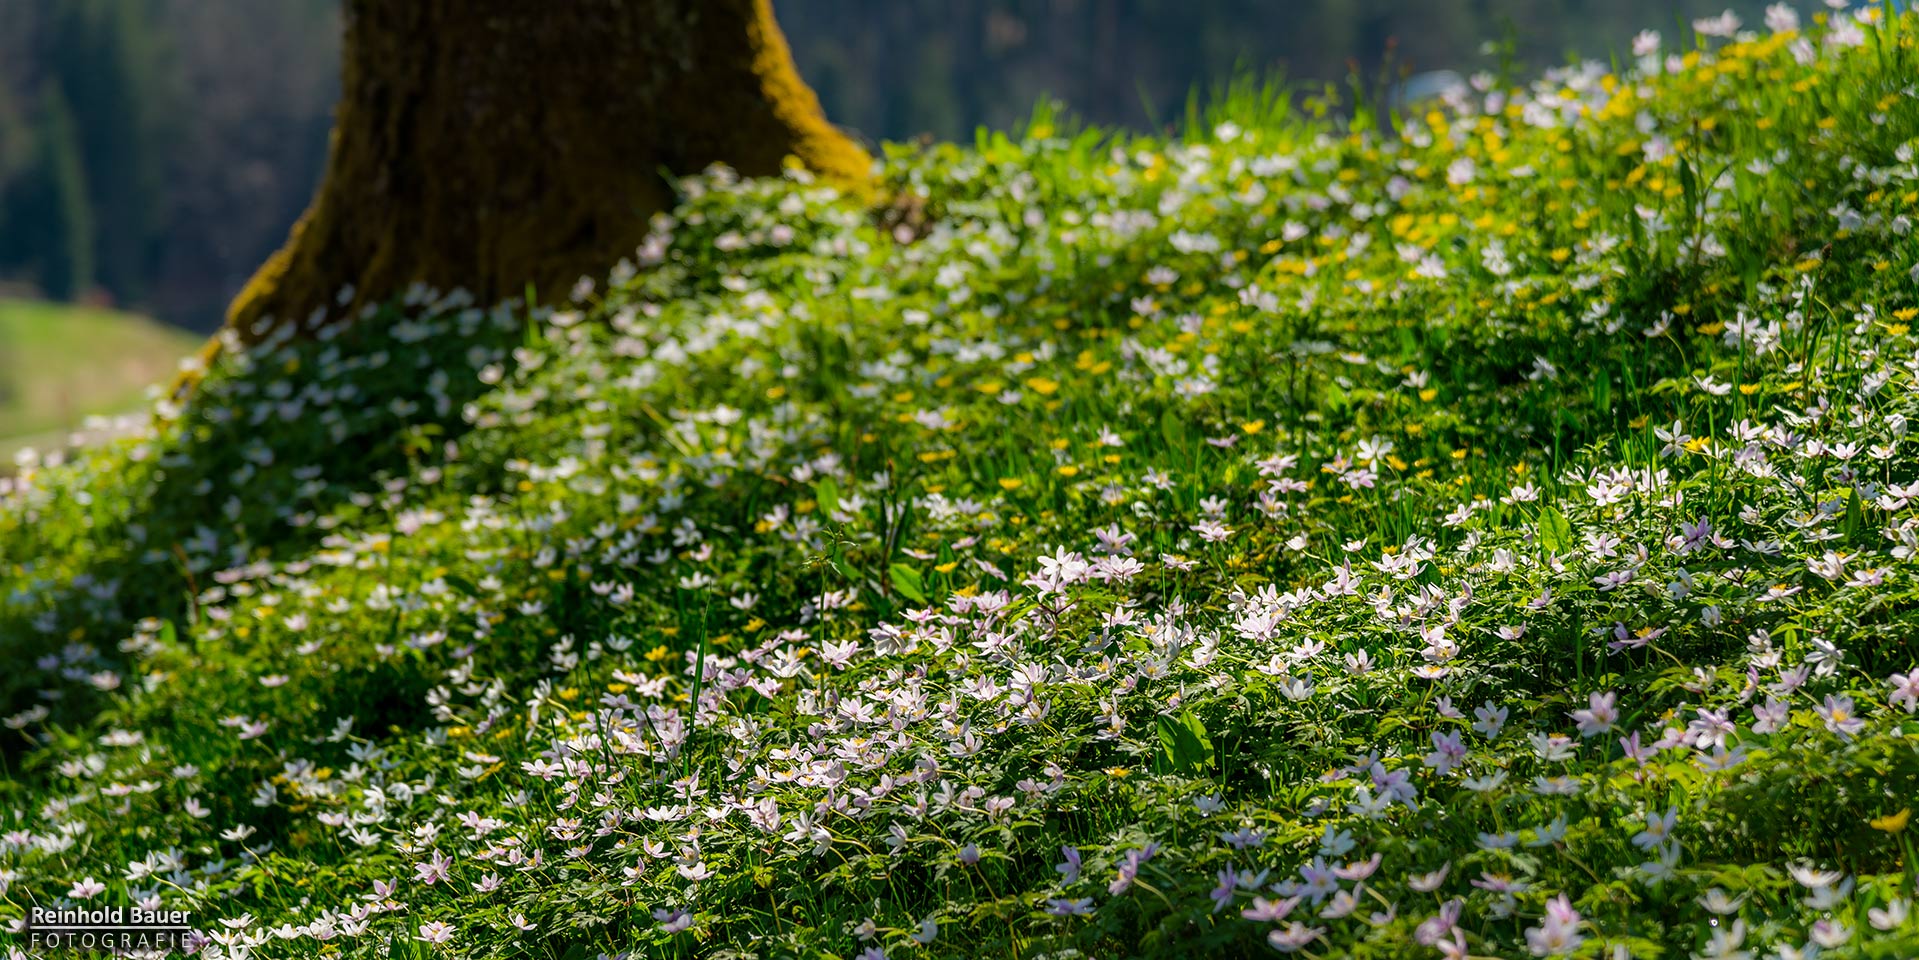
[[226, 0, 870, 340]]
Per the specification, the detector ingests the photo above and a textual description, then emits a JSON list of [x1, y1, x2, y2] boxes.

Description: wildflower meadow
[[5, 5, 1919, 959]]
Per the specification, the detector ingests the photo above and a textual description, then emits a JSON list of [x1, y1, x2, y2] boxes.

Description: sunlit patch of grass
[[4, 8, 1919, 960]]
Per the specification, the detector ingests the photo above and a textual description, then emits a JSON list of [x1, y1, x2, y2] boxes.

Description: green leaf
[[812, 477, 842, 517], [1537, 506, 1574, 554], [1678, 156, 1700, 227], [441, 574, 480, 597], [1154, 710, 1215, 776], [1844, 486, 1865, 540], [890, 563, 926, 604], [1159, 406, 1188, 454], [825, 542, 854, 581]]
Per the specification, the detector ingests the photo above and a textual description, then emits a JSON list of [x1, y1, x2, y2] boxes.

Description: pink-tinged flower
[[1055, 846, 1082, 883], [1408, 863, 1450, 893], [1192, 520, 1234, 543], [1765, 3, 1799, 33], [1632, 807, 1678, 850], [1684, 708, 1735, 750], [1816, 695, 1865, 739], [1414, 899, 1462, 945], [1318, 887, 1363, 919], [1334, 853, 1381, 881], [1242, 896, 1299, 922], [1869, 898, 1910, 932], [1570, 691, 1617, 737], [1472, 872, 1528, 895], [1472, 702, 1507, 739], [909, 917, 938, 944], [1295, 857, 1341, 902], [1693, 11, 1741, 38], [1424, 730, 1467, 775], [414, 849, 453, 885], [1888, 671, 1918, 713], [653, 908, 693, 934], [1523, 895, 1583, 956], [1619, 730, 1657, 765], [1751, 697, 1789, 734], [1808, 919, 1851, 949], [1045, 897, 1093, 917], [1210, 867, 1238, 912], [416, 921, 455, 944], [67, 877, 107, 899], [1265, 922, 1325, 953], [1108, 843, 1159, 895]]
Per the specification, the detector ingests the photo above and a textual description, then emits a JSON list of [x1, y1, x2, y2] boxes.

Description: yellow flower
[[1025, 377, 1060, 396], [1869, 808, 1910, 833], [1056, 465, 1080, 477], [1240, 420, 1265, 435], [998, 477, 1024, 491]]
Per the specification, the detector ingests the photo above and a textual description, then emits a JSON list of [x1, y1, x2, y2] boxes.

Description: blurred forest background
[[0, 0, 1769, 336]]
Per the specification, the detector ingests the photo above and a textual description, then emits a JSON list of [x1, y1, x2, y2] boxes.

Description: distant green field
[[0, 298, 201, 461]]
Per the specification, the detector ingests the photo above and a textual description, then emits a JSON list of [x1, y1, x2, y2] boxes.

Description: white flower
[[1693, 11, 1742, 37], [1868, 898, 1909, 931], [1524, 895, 1583, 956], [910, 917, 939, 944]]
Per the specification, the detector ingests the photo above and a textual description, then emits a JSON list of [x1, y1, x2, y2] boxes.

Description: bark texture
[[227, 0, 870, 338]]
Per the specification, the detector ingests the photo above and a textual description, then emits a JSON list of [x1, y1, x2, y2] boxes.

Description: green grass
[[0, 298, 200, 461], [3, 8, 1919, 960]]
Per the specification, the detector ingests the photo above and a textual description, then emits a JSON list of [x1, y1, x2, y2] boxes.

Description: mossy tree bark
[[227, 0, 870, 340]]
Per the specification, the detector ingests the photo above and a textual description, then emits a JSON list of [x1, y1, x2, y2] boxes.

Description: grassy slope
[[3, 9, 1919, 960], [0, 298, 200, 461]]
